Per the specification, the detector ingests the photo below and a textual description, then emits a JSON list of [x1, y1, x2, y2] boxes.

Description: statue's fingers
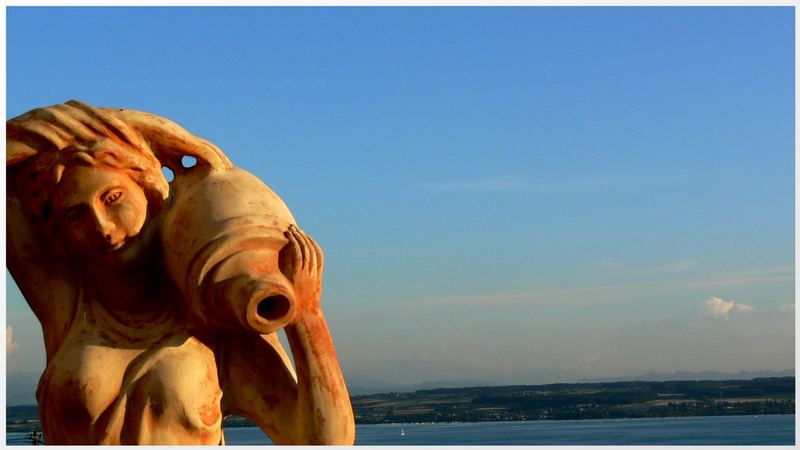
[[303, 233, 319, 274], [284, 227, 303, 273], [308, 234, 324, 273], [289, 225, 308, 270], [297, 228, 317, 274]]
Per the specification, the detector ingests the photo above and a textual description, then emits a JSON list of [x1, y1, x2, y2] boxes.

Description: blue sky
[[6, 7, 795, 387]]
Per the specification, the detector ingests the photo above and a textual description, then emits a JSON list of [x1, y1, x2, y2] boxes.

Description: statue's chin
[[97, 248, 139, 268], [74, 235, 152, 273]]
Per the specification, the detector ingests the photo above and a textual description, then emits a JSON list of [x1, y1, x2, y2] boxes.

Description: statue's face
[[52, 165, 150, 267]]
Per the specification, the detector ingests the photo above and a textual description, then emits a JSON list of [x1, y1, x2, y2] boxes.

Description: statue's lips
[[104, 239, 129, 253]]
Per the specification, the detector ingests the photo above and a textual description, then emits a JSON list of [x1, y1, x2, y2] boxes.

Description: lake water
[[7, 414, 795, 445]]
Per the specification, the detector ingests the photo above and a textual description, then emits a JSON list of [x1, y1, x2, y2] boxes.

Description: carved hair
[[7, 100, 232, 219], [50, 141, 170, 217]]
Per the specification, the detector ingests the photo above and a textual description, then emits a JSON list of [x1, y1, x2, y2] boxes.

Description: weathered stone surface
[[6, 100, 355, 445]]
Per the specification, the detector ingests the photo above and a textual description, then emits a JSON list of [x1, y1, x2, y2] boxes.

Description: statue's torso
[[37, 289, 224, 445]]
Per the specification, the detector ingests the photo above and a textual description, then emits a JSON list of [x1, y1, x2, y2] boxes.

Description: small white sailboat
[[400, 427, 406, 436]]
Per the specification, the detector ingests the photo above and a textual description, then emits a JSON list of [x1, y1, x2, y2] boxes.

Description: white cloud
[[7, 326, 19, 354], [704, 297, 735, 319], [702, 296, 754, 321]]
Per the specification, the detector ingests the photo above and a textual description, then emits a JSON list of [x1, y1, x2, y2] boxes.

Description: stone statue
[[6, 100, 356, 445]]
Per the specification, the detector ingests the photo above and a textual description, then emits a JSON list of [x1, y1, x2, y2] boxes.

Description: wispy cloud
[[565, 174, 682, 187], [415, 171, 705, 194], [583, 352, 602, 367], [600, 258, 697, 273], [7, 326, 18, 354], [415, 175, 527, 192], [684, 266, 794, 289], [343, 266, 791, 320], [641, 259, 701, 274], [599, 258, 625, 268], [671, 260, 698, 272], [701, 296, 754, 321]]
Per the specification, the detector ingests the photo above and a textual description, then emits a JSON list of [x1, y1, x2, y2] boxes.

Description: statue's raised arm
[[6, 100, 230, 356], [6, 100, 355, 445]]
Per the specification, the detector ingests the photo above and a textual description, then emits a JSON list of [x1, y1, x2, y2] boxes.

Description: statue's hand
[[280, 224, 324, 311]]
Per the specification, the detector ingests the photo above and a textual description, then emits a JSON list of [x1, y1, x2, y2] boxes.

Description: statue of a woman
[[6, 100, 356, 445]]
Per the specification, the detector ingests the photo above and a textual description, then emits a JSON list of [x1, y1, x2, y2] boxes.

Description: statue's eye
[[104, 190, 123, 206], [63, 210, 83, 224]]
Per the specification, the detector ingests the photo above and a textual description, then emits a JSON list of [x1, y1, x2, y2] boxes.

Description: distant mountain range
[[577, 369, 796, 383], [6, 369, 795, 405], [345, 369, 796, 396], [346, 378, 487, 395]]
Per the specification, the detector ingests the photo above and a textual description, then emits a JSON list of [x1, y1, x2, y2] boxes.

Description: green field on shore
[[350, 377, 795, 424]]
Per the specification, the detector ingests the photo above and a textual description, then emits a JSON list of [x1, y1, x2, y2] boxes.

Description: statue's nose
[[93, 210, 118, 243]]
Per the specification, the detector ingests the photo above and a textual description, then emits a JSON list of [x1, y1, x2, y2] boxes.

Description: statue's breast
[[38, 332, 141, 443]]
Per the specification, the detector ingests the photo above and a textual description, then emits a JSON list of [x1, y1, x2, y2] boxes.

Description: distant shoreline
[[7, 377, 795, 432], [225, 411, 797, 428]]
